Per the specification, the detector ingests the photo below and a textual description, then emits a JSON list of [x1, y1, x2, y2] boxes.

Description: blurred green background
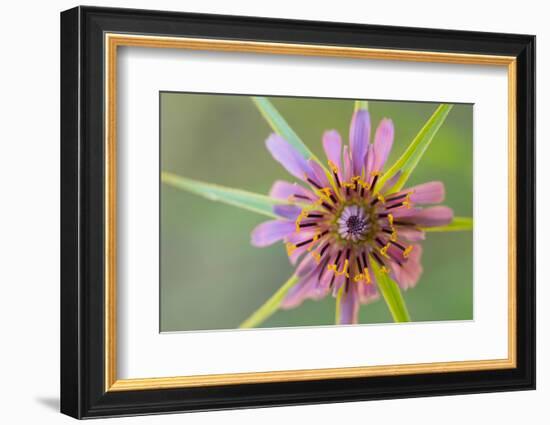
[[160, 93, 473, 332]]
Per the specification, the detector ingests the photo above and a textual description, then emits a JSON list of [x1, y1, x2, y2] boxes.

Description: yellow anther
[[311, 251, 321, 263], [353, 273, 364, 282], [380, 244, 391, 258], [403, 193, 413, 209], [357, 179, 370, 190], [286, 243, 297, 256], [388, 214, 394, 226], [327, 264, 337, 273], [371, 171, 381, 177], [295, 210, 308, 232], [363, 268, 371, 284], [319, 187, 333, 198], [403, 245, 414, 258], [306, 234, 320, 251], [342, 181, 356, 190], [377, 193, 386, 204], [380, 266, 389, 274], [391, 231, 398, 242], [328, 160, 339, 173]]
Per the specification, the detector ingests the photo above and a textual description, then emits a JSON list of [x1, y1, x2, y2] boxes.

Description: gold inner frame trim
[[104, 33, 517, 392]]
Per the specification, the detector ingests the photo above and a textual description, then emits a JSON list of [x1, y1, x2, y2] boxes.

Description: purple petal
[[372, 118, 394, 172], [280, 276, 316, 309], [269, 180, 315, 202], [380, 170, 402, 193], [273, 204, 302, 219], [342, 145, 352, 181], [295, 254, 318, 277], [286, 229, 318, 264], [395, 227, 426, 242], [390, 244, 423, 289], [266, 133, 312, 181], [322, 130, 342, 172], [308, 159, 330, 188], [250, 220, 295, 247], [339, 286, 360, 324], [401, 206, 454, 227], [408, 181, 445, 204], [349, 110, 370, 176]]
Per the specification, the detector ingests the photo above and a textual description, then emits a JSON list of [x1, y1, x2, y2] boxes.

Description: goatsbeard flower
[[251, 110, 453, 324]]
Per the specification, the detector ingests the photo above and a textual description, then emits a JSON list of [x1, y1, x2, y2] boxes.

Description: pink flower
[[251, 110, 453, 324]]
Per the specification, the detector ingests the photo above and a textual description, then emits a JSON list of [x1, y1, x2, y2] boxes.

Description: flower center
[[337, 205, 370, 241]]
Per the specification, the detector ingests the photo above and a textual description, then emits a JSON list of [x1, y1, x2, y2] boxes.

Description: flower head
[[251, 109, 453, 324]]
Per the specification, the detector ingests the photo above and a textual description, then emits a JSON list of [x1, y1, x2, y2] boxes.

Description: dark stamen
[[361, 251, 368, 270], [319, 243, 330, 257], [378, 213, 389, 218], [345, 276, 350, 293], [371, 251, 385, 267], [322, 202, 334, 211], [295, 238, 314, 248], [375, 237, 385, 247], [299, 222, 318, 229], [329, 274, 336, 288], [382, 228, 393, 235], [307, 178, 322, 190], [370, 174, 379, 189], [393, 220, 415, 226], [293, 194, 311, 200], [334, 250, 342, 267], [307, 213, 323, 218], [385, 193, 408, 203], [386, 202, 404, 210], [370, 197, 380, 207], [334, 172, 341, 188], [390, 240, 407, 251]]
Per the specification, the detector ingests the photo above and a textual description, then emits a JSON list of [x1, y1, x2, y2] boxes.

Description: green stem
[[372, 262, 411, 322], [239, 274, 299, 329]]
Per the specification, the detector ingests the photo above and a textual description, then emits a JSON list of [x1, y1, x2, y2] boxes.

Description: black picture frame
[[61, 5, 535, 419]]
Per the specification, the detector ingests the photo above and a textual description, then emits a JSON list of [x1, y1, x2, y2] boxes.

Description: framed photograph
[[60, 6, 535, 419]]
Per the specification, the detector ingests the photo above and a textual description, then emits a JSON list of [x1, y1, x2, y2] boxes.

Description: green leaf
[[422, 217, 473, 232], [251, 97, 320, 163], [162, 172, 288, 219], [354, 100, 369, 111], [377, 104, 453, 193], [334, 285, 345, 325], [371, 261, 411, 322], [239, 274, 299, 328]]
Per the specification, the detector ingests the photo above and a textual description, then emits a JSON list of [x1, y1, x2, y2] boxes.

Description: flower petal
[[280, 277, 315, 309], [395, 227, 426, 242], [269, 180, 315, 202], [408, 181, 445, 204], [266, 133, 312, 181], [339, 286, 360, 324], [308, 159, 330, 188], [349, 110, 370, 176], [250, 220, 295, 247], [342, 145, 352, 181], [273, 204, 302, 219], [322, 130, 342, 172], [399, 206, 454, 227], [372, 118, 394, 172], [391, 244, 423, 289]]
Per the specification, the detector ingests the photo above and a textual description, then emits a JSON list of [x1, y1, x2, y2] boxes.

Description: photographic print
[[160, 94, 473, 332]]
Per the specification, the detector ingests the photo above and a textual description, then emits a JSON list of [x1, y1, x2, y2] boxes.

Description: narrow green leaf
[[371, 261, 411, 322], [335, 285, 345, 325], [354, 100, 369, 111], [162, 171, 287, 219], [251, 97, 321, 163], [239, 274, 299, 328], [422, 217, 474, 232], [377, 104, 453, 193]]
